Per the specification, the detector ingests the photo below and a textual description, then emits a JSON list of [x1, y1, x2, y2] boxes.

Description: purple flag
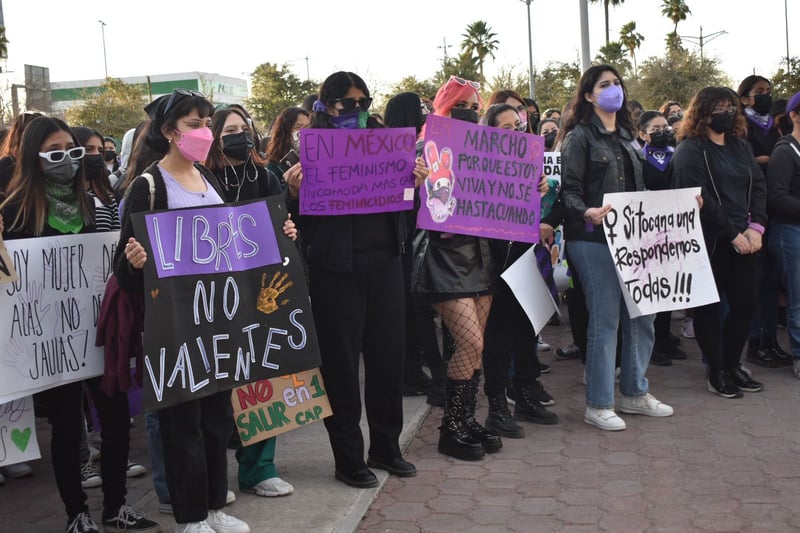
[[299, 127, 417, 215], [417, 115, 543, 243]]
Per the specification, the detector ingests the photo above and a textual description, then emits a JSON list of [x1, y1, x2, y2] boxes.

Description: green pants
[[236, 437, 278, 489]]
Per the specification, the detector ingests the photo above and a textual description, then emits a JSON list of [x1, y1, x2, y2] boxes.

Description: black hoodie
[[767, 134, 800, 225]]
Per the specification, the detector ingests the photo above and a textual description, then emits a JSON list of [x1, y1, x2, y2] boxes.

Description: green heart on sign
[[11, 428, 31, 452]]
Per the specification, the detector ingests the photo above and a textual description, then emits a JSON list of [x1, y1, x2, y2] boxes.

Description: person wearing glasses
[[560, 65, 674, 431], [282, 72, 427, 488], [114, 89, 251, 533], [671, 86, 768, 399], [1, 117, 160, 533]]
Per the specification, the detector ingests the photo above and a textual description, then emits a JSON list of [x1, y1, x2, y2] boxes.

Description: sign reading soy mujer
[[602, 188, 719, 318], [132, 197, 321, 411], [416, 114, 544, 243], [299, 127, 417, 215]]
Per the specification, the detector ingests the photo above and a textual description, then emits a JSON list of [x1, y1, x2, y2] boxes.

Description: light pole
[[579, 0, 590, 71], [785, 0, 791, 76], [99, 20, 108, 78], [520, 0, 535, 99]]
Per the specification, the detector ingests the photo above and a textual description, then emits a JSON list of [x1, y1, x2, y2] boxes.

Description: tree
[[595, 41, 632, 78], [460, 21, 499, 84], [661, 0, 691, 34], [64, 78, 147, 140], [0, 26, 9, 60], [772, 57, 800, 98], [379, 76, 441, 108], [534, 60, 582, 112], [246, 63, 318, 129], [487, 67, 531, 100], [589, 0, 626, 45], [636, 49, 729, 110], [619, 21, 644, 77]]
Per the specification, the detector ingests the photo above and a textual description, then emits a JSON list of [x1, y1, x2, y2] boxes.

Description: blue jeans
[[568, 240, 655, 408], [775, 224, 800, 360], [144, 410, 169, 505]]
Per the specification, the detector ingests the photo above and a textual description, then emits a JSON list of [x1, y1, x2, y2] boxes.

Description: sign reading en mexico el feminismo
[[132, 197, 321, 411], [416, 114, 544, 243], [298, 127, 417, 215]]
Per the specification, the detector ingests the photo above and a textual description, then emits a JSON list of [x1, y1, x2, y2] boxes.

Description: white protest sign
[[501, 245, 560, 335], [602, 188, 719, 318], [0, 232, 119, 404], [0, 396, 41, 467], [542, 152, 561, 184]]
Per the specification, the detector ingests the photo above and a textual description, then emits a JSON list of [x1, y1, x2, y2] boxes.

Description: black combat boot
[[438, 378, 485, 461]]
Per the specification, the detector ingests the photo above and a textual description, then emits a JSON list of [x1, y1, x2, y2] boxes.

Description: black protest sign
[[132, 197, 320, 411]]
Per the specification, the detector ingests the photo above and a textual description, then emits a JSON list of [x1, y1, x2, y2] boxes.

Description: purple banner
[[299, 127, 417, 215], [144, 201, 281, 279], [417, 115, 543, 243]]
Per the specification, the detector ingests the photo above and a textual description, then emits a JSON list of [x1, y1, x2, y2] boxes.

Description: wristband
[[748, 222, 765, 235]]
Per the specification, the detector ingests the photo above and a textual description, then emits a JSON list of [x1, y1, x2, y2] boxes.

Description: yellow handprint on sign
[[257, 271, 294, 315]]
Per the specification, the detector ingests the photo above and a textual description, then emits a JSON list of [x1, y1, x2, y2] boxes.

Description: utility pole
[[99, 20, 108, 78], [579, 0, 590, 72], [680, 26, 726, 64], [520, 0, 535, 99], [438, 37, 452, 70], [304, 56, 310, 81], [785, 0, 792, 76]]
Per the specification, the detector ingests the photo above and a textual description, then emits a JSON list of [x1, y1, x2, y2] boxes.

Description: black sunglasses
[[331, 97, 372, 112], [163, 88, 206, 116]]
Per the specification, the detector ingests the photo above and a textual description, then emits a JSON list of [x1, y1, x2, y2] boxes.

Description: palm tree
[[589, 0, 626, 45], [661, 0, 691, 34], [619, 21, 644, 77], [461, 21, 499, 84]]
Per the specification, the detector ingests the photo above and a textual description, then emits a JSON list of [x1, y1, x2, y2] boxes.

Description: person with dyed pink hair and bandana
[[412, 76, 502, 462]]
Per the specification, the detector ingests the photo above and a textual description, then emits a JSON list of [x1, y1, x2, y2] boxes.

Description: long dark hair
[[206, 106, 266, 172], [120, 120, 162, 194], [560, 64, 633, 139], [0, 112, 44, 159], [72, 126, 116, 205], [265, 107, 309, 165], [481, 103, 517, 128], [310, 71, 379, 129], [383, 92, 425, 137], [1, 117, 93, 236]]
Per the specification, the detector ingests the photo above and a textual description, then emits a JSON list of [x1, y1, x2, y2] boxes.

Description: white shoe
[[537, 335, 551, 352], [618, 393, 674, 417], [242, 477, 294, 497], [680, 317, 695, 339], [1, 462, 32, 478], [206, 510, 250, 533], [89, 446, 101, 463], [225, 489, 236, 505], [126, 460, 147, 478], [175, 521, 215, 533], [584, 407, 626, 431]]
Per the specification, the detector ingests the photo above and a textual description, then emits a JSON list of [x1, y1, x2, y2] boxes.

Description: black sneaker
[[66, 513, 100, 533], [650, 349, 673, 366], [666, 333, 682, 347], [101, 506, 160, 533], [528, 380, 556, 406], [554, 344, 581, 360], [655, 341, 687, 360], [745, 341, 780, 368], [764, 338, 793, 366], [728, 367, 763, 393], [707, 370, 743, 399], [539, 363, 551, 374]]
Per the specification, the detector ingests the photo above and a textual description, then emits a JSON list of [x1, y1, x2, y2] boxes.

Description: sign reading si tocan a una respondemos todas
[[602, 188, 719, 318], [298, 127, 418, 215], [417, 114, 544, 243], [132, 197, 321, 411]]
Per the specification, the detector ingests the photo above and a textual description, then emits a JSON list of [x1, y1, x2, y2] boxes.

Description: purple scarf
[[744, 107, 774, 135], [643, 144, 674, 172]]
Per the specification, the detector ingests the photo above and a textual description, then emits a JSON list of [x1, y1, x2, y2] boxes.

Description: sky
[[0, 0, 795, 103]]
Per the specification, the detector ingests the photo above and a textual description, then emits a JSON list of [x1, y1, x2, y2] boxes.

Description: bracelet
[[747, 222, 765, 235]]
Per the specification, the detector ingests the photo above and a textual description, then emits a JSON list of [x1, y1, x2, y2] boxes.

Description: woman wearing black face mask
[[739, 75, 779, 173], [538, 119, 559, 151], [672, 86, 768, 399], [205, 106, 283, 203], [73, 127, 121, 232]]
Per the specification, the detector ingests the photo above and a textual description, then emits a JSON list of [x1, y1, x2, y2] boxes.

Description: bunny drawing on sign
[[423, 140, 457, 223]]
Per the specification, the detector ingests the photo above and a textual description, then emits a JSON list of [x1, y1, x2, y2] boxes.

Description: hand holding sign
[[584, 204, 613, 226], [125, 237, 147, 269]]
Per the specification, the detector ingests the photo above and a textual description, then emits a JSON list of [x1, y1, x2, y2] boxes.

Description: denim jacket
[[560, 114, 645, 243]]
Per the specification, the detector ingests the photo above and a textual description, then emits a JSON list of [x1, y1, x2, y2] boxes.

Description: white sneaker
[[225, 489, 236, 505], [618, 393, 674, 417], [80, 461, 102, 488], [537, 335, 551, 352], [206, 510, 250, 533], [242, 477, 294, 497], [175, 521, 215, 533], [1, 462, 33, 478], [126, 460, 146, 478], [584, 407, 626, 431], [680, 317, 695, 339]]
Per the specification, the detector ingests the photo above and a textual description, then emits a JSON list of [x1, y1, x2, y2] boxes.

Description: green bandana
[[45, 182, 84, 234]]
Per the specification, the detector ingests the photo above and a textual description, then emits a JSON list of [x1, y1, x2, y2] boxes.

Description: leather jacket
[[560, 114, 645, 243]]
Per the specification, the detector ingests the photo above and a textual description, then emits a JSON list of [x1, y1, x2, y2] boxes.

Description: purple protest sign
[[417, 115, 543, 243], [144, 201, 281, 279], [298, 127, 417, 215]]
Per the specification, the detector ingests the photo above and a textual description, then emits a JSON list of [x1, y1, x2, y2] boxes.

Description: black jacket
[[670, 135, 767, 248], [767, 134, 800, 226], [560, 114, 645, 243]]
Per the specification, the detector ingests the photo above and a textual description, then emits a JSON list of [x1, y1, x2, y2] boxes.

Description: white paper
[[501, 245, 560, 335]]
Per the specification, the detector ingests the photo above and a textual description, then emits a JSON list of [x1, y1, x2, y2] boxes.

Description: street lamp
[[520, 0, 535, 99], [99, 20, 108, 78]]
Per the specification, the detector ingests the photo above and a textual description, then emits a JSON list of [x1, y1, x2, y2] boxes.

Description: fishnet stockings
[[434, 295, 493, 380]]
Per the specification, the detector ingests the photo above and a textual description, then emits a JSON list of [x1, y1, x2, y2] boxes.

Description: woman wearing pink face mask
[[114, 89, 251, 533]]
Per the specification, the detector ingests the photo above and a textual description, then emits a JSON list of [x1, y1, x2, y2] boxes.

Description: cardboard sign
[[0, 396, 41, 467], [602, 188, 719, 318], [298, 127, 417, 215], [232, 368, 332, 446], [417, 114, 543, 243], [0, 232, 118, 404], [0, 237, 19, 286], [132, 197, 321, 411]]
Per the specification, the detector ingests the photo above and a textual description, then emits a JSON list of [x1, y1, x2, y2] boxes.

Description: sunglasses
[[331, 97, 373, 112], [39, 147, 85, 163], [163, 88, 206, 116], [449, 76, 481, 90]]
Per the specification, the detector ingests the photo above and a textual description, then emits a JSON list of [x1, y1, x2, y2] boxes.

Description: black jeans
[[654, 311, 672, 343], [158, 390, 232, 524], [310, 257, 405, 472], [482, 281, 540, 397], [40, 377, 130, 520], [694, 243, 759, 373]]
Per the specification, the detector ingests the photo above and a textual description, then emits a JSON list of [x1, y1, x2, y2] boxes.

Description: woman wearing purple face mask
[[560, 64, 673, 432], [113, 89, 251, 533]]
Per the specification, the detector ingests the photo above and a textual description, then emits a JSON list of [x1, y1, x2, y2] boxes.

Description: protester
[[672, 86, 768, 398], [560, 65, 674, 431], [264, 106, 310, 186], [1, 116, 159, 533], [539, 119, 559, 152], [103, 137, 120, 173], [0, 111, 43, 190], [660, 100, 683, 120], [524, 97, 541, 134]]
